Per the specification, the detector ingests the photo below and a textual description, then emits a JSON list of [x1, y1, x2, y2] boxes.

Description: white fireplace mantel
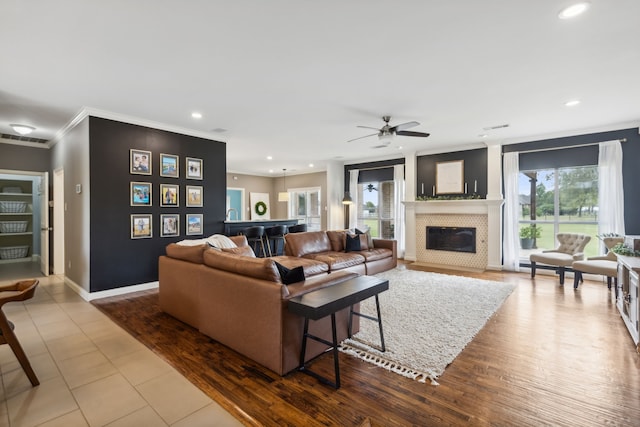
[[403, 199, 504, 270]]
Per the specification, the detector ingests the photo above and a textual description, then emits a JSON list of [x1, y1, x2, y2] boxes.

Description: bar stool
[[241, 226, 268, 257], [265, 225, 287, 256], [287, 223, 307, 233], [0, 279, 40, 386]]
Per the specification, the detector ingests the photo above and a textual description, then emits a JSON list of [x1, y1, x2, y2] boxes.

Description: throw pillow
[[274, 262, 305, 285], [206, 234, 237, 249], [345, 233, 362, 252], [355, 228, 374, 249]]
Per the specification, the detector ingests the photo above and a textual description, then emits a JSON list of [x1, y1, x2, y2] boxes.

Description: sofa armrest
[[372, 238, 397, 259]]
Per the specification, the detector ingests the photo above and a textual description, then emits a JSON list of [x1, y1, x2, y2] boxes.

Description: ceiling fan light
[[10, 124, 35, 135]]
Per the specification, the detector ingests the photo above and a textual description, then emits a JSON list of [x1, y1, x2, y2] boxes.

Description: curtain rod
[[349, 164, 401, 172], [506, 138, 627, 155]]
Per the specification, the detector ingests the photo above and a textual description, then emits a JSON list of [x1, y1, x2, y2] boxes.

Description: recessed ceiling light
[[558, 2, 590, 19], [397, 146, 403, 150], [10, 124, 35, 135], [565, 100, 581, 107], [308, 163, 314, 168], [191, 112, 202, 119], [266, 156, 273, 160], [269, 169, 274, 173]]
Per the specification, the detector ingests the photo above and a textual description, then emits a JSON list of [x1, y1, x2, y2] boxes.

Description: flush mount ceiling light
[[10, 124, 35, 135], [565, 100, 581, 107], [558, 2, 590, 19], [191, 112, 202, 119]]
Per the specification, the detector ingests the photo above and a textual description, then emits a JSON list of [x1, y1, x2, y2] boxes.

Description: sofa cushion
[[284, 231, 332, 257], [303, 252, 365, 271], [165, 243, 208, 264], [355, 228, 374, 249], [271, 256, 329, 277], [356, 248, 392, 262], [222, 246, 256, 257], [345, 233, 362, 252], [326, 230, 347, 252], [203, 249, 280, 282], [274, 262, 306, 285]]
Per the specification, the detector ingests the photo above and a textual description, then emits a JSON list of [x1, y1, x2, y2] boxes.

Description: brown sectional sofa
[[159, 231, 396, 376]]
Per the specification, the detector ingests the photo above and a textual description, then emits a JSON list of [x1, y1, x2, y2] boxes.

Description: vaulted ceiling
[[1, 1, 639, 175]]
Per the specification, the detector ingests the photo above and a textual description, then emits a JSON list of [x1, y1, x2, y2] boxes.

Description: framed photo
[[130, 149, 152, 175], [186, 185, 203, 207], [130, 182, 152, 206], [160, 184, 179, 207], [186, 214, 203, 236], [186, 157, 203, 180], [160, 153, 179, 178], [436, 160, 464, 194], [131, 214, 152, 239], [160, 214, 180, 237]]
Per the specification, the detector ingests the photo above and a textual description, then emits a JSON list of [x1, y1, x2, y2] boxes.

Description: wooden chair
[[0, 279, 40, 386]]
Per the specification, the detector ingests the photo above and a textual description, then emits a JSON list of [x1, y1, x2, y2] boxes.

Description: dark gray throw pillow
[[274, 262, 305, 285], [345, 233, 361, 252]]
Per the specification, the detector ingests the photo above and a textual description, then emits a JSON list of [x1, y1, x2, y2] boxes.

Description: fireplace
[[427, 226, 476, 253]]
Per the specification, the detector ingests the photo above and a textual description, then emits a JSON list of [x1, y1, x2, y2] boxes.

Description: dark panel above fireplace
[[427, 227, 476, 253]]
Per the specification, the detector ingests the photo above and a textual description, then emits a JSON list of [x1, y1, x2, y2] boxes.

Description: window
[[357, 181, 395, 238], [288, 187, 321, 231], [519, 165, 598, 259]]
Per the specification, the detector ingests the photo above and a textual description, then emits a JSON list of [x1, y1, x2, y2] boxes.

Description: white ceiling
[[1, 1, 639, 176]]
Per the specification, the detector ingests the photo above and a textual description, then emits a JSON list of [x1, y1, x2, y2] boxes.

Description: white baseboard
[[64, 277, 159, 301]]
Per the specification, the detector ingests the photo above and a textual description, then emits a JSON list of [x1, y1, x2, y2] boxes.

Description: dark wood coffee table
[[287, 275, 388, 388]]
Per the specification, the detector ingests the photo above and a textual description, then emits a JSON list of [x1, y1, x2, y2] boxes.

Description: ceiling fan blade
[[396, 130, 430, 138], [357, 125, 382, 131], [391, 121, 420, 132], [347, 132, 379, 142]]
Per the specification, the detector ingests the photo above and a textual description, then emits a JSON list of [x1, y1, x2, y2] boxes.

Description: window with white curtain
[[357, 180, 395, 238]]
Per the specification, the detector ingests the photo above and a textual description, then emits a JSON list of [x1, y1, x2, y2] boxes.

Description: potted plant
[[519, 225, 541, 249]]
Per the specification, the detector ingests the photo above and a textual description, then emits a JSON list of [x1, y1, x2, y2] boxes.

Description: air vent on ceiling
[[482, 124, 510, 131], [1, 133, 49, 144]]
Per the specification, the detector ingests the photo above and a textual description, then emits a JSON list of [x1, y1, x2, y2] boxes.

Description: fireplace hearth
[[427, 226, 476, 253]]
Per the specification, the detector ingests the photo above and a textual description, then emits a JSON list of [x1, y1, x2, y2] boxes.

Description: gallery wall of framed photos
[[88, 117, 226, 292]]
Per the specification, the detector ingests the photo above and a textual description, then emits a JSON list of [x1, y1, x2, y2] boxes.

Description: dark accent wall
[[344, 158, 405, 191], [89, 117, 226, 292], [416, 148, 487, 197], [502, 127, 640, 234]]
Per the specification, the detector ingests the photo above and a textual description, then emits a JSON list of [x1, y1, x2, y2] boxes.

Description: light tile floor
[[0, 270, 242, 427]]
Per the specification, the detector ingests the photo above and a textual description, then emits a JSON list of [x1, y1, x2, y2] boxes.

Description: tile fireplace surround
[[403, 199, 504, 271]]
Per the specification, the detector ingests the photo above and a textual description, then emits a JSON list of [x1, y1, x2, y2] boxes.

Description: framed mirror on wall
[[226, 188, 245, 221]]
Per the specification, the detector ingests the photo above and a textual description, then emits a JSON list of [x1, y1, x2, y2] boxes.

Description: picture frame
[[186, 157, 203, 180], [130, 149, 152, 175], [186, 214, 203, 235], [130, 182, 152, 206], [436, 160, 464, 194], [131, 214, 152, 239], [160, 153, 179, 178], [160, 214, 180, 237], [160, 184, 179, 207], [186, 185, 203, 207]]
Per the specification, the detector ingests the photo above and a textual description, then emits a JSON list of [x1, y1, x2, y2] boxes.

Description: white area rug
[[339, 269, 515, 385]]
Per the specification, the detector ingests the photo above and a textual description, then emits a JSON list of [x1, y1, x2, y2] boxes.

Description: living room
[[1, 1, 640, 425]]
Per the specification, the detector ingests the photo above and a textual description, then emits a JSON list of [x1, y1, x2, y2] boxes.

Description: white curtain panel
[[349, 169, 359, 229], [393, 164, 406, 258], [502, 152, 520, 272], [598, 140, 625, 238]]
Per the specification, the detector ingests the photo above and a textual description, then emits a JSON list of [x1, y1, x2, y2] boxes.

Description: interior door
[[39, 172, 49, 276]]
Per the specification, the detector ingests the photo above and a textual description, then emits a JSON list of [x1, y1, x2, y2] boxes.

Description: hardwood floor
[[92, 265, 640, 427]]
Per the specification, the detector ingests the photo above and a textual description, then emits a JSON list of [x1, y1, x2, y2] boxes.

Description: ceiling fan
[[348, 116, 430, 147]]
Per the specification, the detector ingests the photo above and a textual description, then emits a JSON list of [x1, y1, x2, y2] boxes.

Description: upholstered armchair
[[572, 236, 624, 289], [529, 233, 591, 285]]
